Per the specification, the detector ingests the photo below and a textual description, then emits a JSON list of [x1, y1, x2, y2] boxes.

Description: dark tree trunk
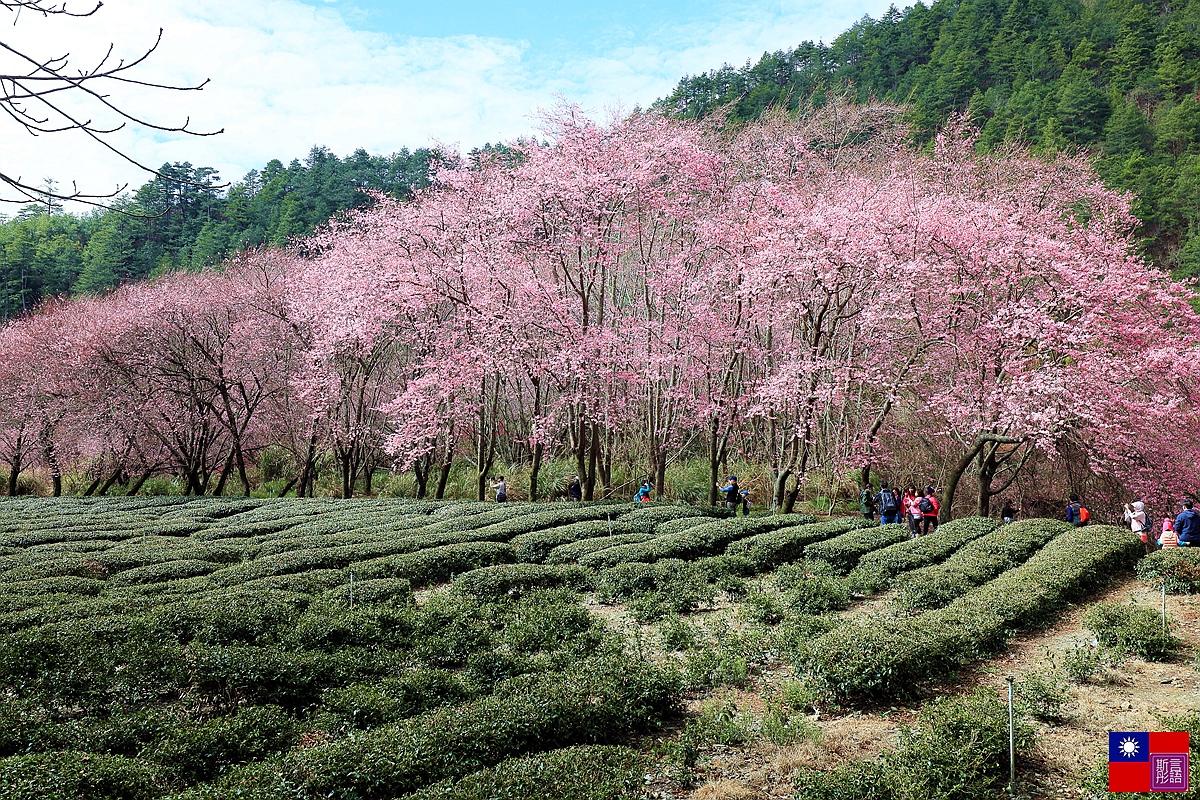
[[584, 423, 600, 501], [83, 473, 104, 497], [97, 468, 122, 497], [529, 441, 544, 502], [126, 470, 154, 496], [413, 453, 430, 499], [276, 475, 298, 498], [213, 449, 236, 496]]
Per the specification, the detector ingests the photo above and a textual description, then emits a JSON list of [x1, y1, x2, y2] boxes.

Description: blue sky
[[3, 0, 898, 207]]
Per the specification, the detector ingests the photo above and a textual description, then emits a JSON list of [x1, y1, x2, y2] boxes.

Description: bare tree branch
[[0, 0, 224, 210]]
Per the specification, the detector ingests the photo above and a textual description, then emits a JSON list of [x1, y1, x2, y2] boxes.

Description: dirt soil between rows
[[634, 572, 1200, 800]]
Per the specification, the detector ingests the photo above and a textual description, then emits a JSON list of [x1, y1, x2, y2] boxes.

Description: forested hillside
[[656, 0, 1200, 275], [0, 147, 437, 320]]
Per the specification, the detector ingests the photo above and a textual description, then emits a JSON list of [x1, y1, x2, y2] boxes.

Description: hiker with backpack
[[859, 482, 877, 521], [1124, 501, 1152, 553], [919, 488, 939, 535], [876, 480, 900, 525], [1066, 495, 1090, 526]]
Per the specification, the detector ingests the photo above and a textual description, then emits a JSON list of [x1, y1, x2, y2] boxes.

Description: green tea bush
[[723, 517, 867, 571], [542, 531, 657, 564], [187, 644, 344, 710], [1082, 602, 1180, 660], [153, 590, 307, 645], [807, 523, 1140, 702], [1137, 548, 1200, 594], [318, 577, 414, 607], [354, 541, 516, 587], [0, 751, 166, 800], [141, 705, 300, 783], [892, 518, 1071, 611], [287, 604, 418, 652], [511, 519, 638, 563], [579, 515, 812, 570], [1015, 669, 1071, 721], [403, 745, 647, 800], [803, 524, 909, 573], [452, 563, 592, 597], [493, 589, 605, 655], [849, 516, 999, 593], [886, 688, 1035, 800], [319, 671, 471, 730], [772, 565, 852, 613], [108, 560, 220, 586], [209, 657, 680, 800]]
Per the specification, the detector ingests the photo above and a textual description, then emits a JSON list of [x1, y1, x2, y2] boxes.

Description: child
[[740, 489, 751, 516], [1159, 518, 1179, 549]]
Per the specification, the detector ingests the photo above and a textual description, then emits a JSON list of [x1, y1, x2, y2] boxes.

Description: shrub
[[353, 542, 516, 587], [543, 531, 657, 564], [153, 590, 307, 645], [511, 519, 639, 563], [1015, 669, 1071, 721], [0, 751, 166, 800], [187, 644, 345, 710], [1082, 602, 1180, 660], [318, 671, 471, 730], [1137, 548, 1200, 594], [849, 516, 999, 593], [807, 523, 1140, 702], [803, 524, 909, 573], [403, 745, 647, 800], [723, 517, 869, 572], [141, 705, 300, 783], [579, 515, 813, 570], [211, 656, 680, 799], [891, 518, 1071, 611], [452, 563, 593, 597], [319, 577, 414, 607]]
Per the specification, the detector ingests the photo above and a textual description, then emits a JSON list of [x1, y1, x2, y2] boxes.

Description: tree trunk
[[97, 468, 122, 497], [126, 469, 154, 496], [213, 449, 236, 496], [41, 422, 62, 497], [529, 441, 544, 503], [435, 433, 455, 500], [83, 472, 104, 497], [584, 422, 600, 501], [297, 429, 319, 498], [276, 475, 298, 498], [413, 453, 430, 499], [6, 457, 20, 497], [942, 434, 1019, 523]]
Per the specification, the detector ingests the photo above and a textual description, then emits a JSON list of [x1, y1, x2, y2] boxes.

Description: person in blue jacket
[[716, 476, 739, 509], [1175, 499, 1200, 546]]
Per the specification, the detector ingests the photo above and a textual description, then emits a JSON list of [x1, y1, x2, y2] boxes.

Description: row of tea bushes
[[577, 514, 813, 570], [802, 524, 910, 573], [172, 655, 680, 800], [848, 517, 1000, 592], [1136, 547, 1200, 593], [723, 517, 872, 571], [805, 523, 1141, 702], [891, 519, 1072, 610]]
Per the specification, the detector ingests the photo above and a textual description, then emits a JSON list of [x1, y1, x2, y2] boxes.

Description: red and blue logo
[[1109, 732, 1189, 792]]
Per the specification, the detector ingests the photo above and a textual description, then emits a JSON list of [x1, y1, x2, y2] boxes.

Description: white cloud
[[0, 0, 895, 210]]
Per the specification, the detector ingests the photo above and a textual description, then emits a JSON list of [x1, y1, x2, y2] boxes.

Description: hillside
[[656, 0, 1200, 276]]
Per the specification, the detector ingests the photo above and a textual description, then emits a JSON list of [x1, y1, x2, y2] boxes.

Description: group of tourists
[[1123, 498, 1200, 552], [858, 481, 946, 538], [717, 476, 752, 515]]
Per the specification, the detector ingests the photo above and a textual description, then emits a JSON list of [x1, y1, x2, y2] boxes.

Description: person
[[1159, 518, 1180, 548], [1175, 499, 1200, 546], [637, 480, 652, 502], [859, 482, 876, 521], [1001, 500, 1016, 524], [920, 488, 939, 536], [716, 475, 740, 509], [568, 475, 582, 502], [1124, 501, 1151, 553], [740, 489, 752, 516], [876, 480, 900, 525], [491, 476, 507, 502], [906, 489, 923, 538], [1066, 495, 1089, 526]]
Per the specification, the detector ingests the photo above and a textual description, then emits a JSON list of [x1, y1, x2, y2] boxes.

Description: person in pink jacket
[[1159, 518, 1180, 548]]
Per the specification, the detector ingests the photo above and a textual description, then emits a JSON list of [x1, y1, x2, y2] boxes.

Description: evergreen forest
[[5, 0, 1200, 317]]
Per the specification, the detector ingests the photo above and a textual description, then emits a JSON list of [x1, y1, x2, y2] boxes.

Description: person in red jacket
[[920, 488, 939, 536], [905, 487, 923, 538]]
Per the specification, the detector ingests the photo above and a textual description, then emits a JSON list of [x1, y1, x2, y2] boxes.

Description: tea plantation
[[0, 497, 1151, 799]]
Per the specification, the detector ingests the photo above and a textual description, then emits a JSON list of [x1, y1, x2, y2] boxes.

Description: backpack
[[918, 497, 934, 514], [879, 490, 897, 513], [1070, 503, 1089, 524]]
